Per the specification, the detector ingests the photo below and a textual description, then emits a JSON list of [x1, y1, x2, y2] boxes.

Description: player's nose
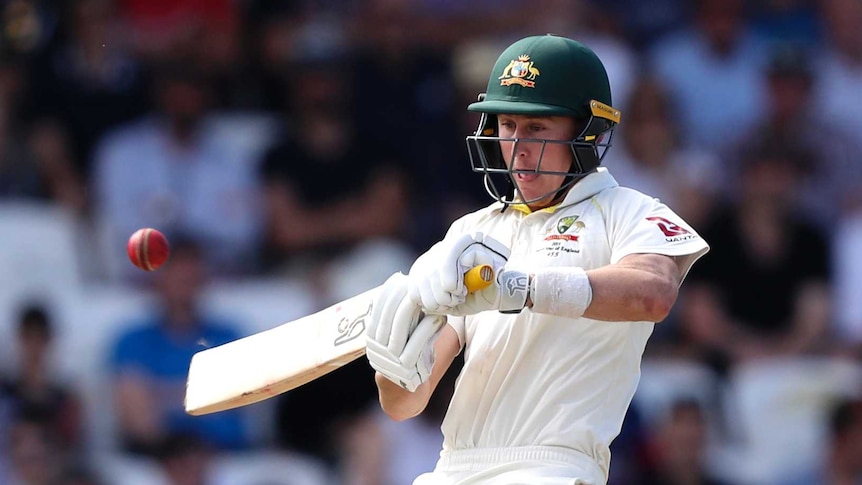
[[511, 138, 535, 162]]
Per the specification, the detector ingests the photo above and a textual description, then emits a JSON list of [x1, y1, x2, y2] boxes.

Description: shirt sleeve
[[446, 315, 468, 348], [605, 188, 710, 283]]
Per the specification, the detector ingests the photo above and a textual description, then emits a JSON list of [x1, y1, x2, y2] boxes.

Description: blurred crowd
[[1, 0, 861, 484]]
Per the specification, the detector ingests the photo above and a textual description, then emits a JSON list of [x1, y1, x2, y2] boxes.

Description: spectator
[[600, 0, 691, 49], [512, 0, 638, 110], [56, 466, 105, 485], [814, 0, 862, 151], [649, 0, 770, 151], [750, 0, 820, 44], [108, 240, 251, 456], [834, 212, 862, 356], [155, 433, 212, 485], [782, 398, 862, 485], [26, 0, 150, 181], [0, 60, 85, 211], [641, 399, 729, 485], [0, 107, 53, 202], [273, 359, 378, 472], [0, 304, 83, 453], [604, 77, 721, 229], [117, 0, 239, 72], [349, 0, 465, 249], [93, 62, 268, 282], [731, 43, 862, 227], [2, 412, 63, 485], [0, 0, 60, 60], [239, 1, 304, 113], [260, 59, 413, 303], [680, 134, 832, 371], [344, 356, 464, 485]]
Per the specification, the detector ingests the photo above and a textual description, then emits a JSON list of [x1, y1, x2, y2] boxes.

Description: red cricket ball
[[127, 228, 170, 271]]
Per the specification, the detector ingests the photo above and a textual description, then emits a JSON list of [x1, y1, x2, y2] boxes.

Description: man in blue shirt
[[109, 240, 249, 455]]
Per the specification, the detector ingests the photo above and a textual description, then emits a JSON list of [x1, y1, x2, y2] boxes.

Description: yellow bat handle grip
[[464, 264, 495, 293]]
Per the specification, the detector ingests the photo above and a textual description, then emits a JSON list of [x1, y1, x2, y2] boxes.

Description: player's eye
[[499, 121, 516, 131]]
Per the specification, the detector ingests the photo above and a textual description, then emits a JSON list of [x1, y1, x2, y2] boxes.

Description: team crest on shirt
[[557, 216, 585, 235], [539, 215, 584, 257], [499, 55, 541, 88], [544, 215, 584, 242]]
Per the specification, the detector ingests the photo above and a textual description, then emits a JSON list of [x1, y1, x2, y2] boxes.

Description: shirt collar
[[510, 168, 619, 215]]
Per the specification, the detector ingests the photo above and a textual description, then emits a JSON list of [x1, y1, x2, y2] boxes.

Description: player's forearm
[[527, 254, 680, 323], [374, 372, 433, 421], [374, 326, 461, 421], [582, 264, 679, 322]]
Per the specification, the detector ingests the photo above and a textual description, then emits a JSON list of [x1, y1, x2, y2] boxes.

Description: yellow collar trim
[[510, 202, 561, 215]]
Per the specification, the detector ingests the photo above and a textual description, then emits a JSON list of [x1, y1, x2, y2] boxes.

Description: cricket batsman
[[365, 34, 710, 484]]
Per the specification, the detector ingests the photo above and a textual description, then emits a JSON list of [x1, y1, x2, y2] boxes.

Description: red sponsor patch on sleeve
[[646, 216, 690, 237]]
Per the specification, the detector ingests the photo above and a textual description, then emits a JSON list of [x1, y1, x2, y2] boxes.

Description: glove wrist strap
[[497, 270, 530, 314]]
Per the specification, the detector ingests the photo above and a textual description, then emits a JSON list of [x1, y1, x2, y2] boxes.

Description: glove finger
[[387, 296, 421, 355], [366, 338, 400, 376], [367, 292, 381, 338], [370, 274, 404, 339], [432, 271, 461, 308], [415, 270, 458, 311], [438, 233, 477, 293], [406, 276, 423, 306], [373, 275, 408, 345], [366, 344, 415, 391], [365, 336, 395, 362], [400, 314, 446, 367], [459, 245, 498, 271], [416, 274, 441, 310]]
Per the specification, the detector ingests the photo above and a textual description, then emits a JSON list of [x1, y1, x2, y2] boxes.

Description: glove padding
[[446, 268, 530, 316], [366, 272, 446, 392], [408, 232, 510, 314]]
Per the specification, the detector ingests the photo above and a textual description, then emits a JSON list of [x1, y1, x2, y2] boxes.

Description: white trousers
[[412, 446, 606, 485]]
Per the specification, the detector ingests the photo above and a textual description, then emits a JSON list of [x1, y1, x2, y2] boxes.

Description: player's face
[[497, 115, 578, 209]]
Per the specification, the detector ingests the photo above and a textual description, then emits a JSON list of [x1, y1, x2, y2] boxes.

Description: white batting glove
[[447, 268, 530, 316], [408, 232, 510, 314], [365, 272, 446, 392]]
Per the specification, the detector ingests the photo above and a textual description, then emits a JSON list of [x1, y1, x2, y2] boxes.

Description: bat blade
[[185, 287, 377, 415], [184, 264, 493, 416]]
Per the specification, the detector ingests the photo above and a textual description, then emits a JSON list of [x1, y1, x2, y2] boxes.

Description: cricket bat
[[184, 265, 494, 415]]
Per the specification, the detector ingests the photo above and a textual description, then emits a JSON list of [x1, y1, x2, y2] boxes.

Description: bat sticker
[[334, 303, 372, 346]]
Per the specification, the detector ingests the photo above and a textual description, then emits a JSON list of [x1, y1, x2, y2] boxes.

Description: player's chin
[[517, 189, 556, 210], [516, 179, 556, 201]]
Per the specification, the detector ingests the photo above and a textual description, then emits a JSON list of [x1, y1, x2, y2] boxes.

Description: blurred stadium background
[[1, 0, 861, 484]]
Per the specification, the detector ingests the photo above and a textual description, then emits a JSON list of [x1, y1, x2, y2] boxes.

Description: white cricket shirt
[[437, 168, 709, 479]]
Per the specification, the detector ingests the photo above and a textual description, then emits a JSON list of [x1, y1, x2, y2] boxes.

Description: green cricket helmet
[[466, 34, 621, 206]]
